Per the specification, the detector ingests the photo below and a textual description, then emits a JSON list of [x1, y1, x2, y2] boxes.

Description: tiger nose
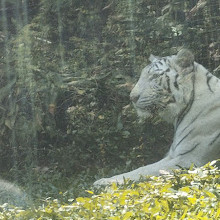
[[130, 93, 140, 103]]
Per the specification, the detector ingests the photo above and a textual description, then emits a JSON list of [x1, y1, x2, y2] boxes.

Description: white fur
[[94, 50, 220, 186]]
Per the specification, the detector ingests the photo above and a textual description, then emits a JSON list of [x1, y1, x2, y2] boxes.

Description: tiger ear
[[175, 49, 195, 69]]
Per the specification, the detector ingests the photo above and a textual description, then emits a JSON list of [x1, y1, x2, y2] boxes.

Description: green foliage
[[0, 162, 220, 219]]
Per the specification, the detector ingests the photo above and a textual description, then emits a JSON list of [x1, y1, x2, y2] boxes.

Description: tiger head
[[130, 49, 195, 123]]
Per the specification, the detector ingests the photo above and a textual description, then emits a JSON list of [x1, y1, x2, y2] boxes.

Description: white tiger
[[94, 49, 220, 186]]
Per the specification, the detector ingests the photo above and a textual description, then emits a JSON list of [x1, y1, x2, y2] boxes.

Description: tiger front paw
[[93, 177, 124, 187]]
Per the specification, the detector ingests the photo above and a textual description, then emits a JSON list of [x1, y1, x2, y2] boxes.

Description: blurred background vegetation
[[0, 0, 219, 202]]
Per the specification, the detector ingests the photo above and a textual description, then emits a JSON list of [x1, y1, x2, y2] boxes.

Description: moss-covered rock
[[0, 179, 30, 208]]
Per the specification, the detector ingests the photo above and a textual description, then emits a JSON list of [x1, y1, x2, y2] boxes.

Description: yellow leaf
[[142, 203, 150, 212], [119, 198, 126, 206], [180, 206, 188, 220], [111, 182, 118, 190], [160, 200, 169, 212], [110, 217, 120, 220], [205, 191, 216, 198], [76, 197, 87, 204], [123, 212, 134, 220], [86, 190, 94, 194], [45, 208, 53, 214], [188, 197, 197, 205], [180, 186, 190, 193], [215, 206, 220, 218]]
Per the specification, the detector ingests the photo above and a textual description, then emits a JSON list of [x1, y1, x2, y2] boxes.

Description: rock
[[0, 179, 30, 207]]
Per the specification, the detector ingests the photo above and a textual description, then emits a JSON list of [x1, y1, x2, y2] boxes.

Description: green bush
[[1, 161, 219, 219]]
